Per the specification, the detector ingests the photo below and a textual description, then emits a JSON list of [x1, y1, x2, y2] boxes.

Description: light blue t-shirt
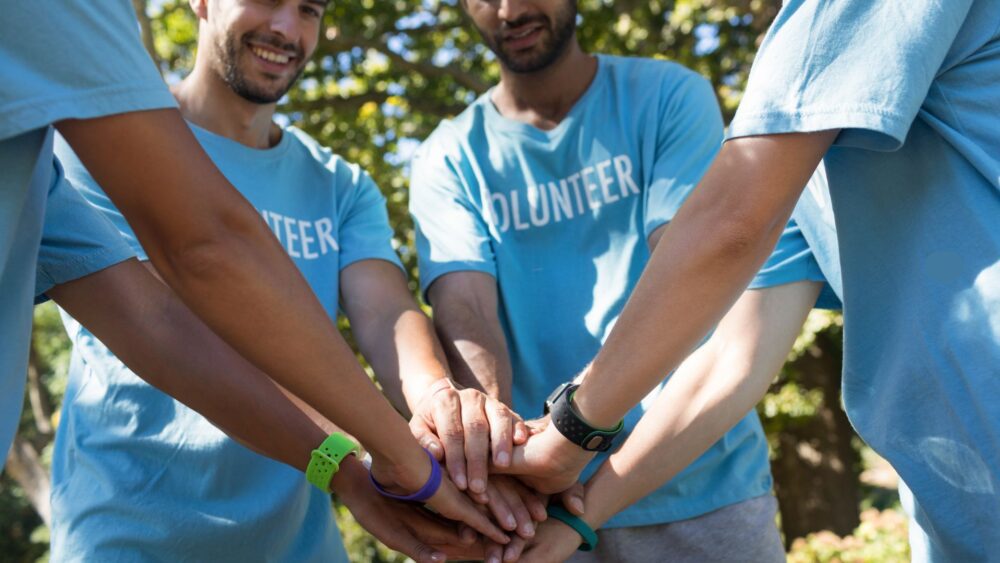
[[411, 55, 831, 527], [0, 1, 175, 465], [728, 1, 1000, 560], [51, 124, 402, 561]]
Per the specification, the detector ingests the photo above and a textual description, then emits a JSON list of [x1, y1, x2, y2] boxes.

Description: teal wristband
[[546, 504, 598, 552], [306, 433, 359, 493]]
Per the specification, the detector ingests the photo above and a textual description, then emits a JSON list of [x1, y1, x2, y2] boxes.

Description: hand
[[493, 417, 595, 495], [518, 518, 586, 563], [409, 378, 529, 495], [332, 457, 484, 562], [481, 474, 548, 538], [369, 447, 512, 546]]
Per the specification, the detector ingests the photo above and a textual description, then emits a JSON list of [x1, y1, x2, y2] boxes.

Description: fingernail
[[522, 522, 535, 537], [427, 442, 442, 456], [505, 515, 517, 529], [489, 556, 501, 563], [571, 497, 584, 513], [496, 451, 510, 466], [471, 478, 485, 493], [432, 552, 445, 563], [456, 474, 467, 489]]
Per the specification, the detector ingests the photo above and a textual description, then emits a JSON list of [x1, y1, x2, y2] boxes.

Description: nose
[[268, 2, 300, 44], [497, 0, 528, 24]]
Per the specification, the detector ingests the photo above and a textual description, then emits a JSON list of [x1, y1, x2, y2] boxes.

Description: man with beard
[[410, 0, 837, 561], [47, 0, 530, 560]]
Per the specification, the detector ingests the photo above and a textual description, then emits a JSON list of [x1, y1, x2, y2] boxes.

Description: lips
[[502, 24, 544, 50]]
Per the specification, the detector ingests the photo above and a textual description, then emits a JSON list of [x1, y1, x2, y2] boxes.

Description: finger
[[458, 524, 478, 546], [470, 489, 491, 505], [387, 529, 446, 563], [502, 536, 527, 562], [485, 399, 514, 468], [496, 479, 535, 539], [485, 482, 519, 532], [433, 391, 468, 490], [484, 542, 504, 563], [428, 480, 510, 545], [409, 416, 444, 460], [460, 390, 491, 495], [560, 483, 586, 516], [513, 418, 530, 445], [509, 479, 548, 522]]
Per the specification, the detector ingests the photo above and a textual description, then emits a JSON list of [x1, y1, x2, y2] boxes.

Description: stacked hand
[[383, 379, 599, 562]]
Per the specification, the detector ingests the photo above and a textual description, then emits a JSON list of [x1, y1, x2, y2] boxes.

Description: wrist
[[571, 380, 623, 430], [369, 442, 431, 492]]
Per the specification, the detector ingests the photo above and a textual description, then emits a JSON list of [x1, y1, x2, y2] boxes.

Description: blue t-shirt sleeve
[[0, 0, 176, 141], [747, 217, 840, 310], [728, 0, 974, 150], [644, 72, 724, 238], [410, 129, 498, 295], [34, 158, 135, 303], [336, 164, 404, 273], [52, 134, 146, 259]]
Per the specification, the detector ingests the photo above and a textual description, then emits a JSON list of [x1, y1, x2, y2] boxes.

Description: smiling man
[[45, 0, 519, 560]]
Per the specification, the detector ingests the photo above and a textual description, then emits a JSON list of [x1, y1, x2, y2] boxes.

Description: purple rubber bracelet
[[369, 448, 442, 503]]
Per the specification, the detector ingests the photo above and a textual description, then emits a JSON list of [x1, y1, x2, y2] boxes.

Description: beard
[[479, 1, 577, 74], [215, 30, 306, 104]]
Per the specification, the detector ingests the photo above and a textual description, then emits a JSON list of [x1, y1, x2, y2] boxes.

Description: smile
[[251, 46, 292, 64]]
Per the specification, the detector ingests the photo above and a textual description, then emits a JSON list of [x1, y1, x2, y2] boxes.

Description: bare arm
[[572, 131, 838, 427], [48, 259, 325, 471], [521, 280, 822, 561], [428, 271, 514, 405], [342, 262, 527, 500], [54, 111, 507, 543]]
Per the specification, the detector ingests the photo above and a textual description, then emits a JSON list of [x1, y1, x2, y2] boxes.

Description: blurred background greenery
[[2, 1, 907, 561]]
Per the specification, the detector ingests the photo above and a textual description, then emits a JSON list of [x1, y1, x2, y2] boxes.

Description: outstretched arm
[[53, 111, 511, 542], [520, 279, 821, 561], [49, 259, 326, 470], [571, 131, 837, 427]]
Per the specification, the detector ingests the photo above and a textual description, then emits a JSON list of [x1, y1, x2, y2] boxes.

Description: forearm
[[579, 282, 821, 527], [433, 302, 513, 405], [50, 260, 325, 471], [356, 302, 451, 417], [56, 110, 424, 474], [573, 132, 837, 427]]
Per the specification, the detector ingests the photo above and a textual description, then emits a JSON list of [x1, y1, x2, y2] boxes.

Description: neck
[[172, 59, 280, 149], [491, 39, 597, 130]]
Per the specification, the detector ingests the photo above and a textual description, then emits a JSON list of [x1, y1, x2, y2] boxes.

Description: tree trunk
[[4, 435, 51, 527], [771, 328, 860, 546]]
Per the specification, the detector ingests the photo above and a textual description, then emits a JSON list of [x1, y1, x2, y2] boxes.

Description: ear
[[190, 0, 209, 20]]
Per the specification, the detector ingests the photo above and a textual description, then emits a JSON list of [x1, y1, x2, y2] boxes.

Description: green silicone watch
[[306, 432, 359, 493]]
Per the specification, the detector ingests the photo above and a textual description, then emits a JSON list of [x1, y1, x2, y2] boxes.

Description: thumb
[[409, 416, 444, 460], [560, 483, 585, 516]]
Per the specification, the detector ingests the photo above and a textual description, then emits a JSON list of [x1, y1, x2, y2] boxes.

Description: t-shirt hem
[[599, 484, 774, 529], [0, 82, 177, 141]]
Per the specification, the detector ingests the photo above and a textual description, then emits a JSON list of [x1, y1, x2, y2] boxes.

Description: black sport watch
[[544, 382, 624, 452]]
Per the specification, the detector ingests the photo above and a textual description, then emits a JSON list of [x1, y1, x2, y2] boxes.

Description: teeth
[[251, 46, 290, 64], [512, 28, 536, 39]]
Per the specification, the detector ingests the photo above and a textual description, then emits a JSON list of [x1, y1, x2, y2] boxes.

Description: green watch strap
[[547, 505, 598, 552], [306, 433, 359, 493]]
